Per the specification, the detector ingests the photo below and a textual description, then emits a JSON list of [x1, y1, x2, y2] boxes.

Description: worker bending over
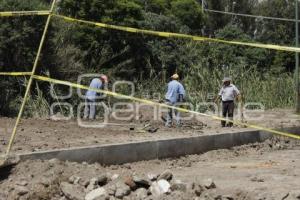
[[165, 73, 185, 127], [84, 74, 108, 120], [218, 77, 240, 127]]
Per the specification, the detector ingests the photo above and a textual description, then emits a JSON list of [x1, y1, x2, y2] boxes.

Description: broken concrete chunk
[[150, 180, 170, 197], [111, 174, 119, 181], [134, 188, 148, 199], [106, 184, 117, 196], [133, 175, 151, 188], [60, 182, 84, 200], [79, 179, 90, 188], [124, 176, 137, 190], [69, 175, 81, 184], [157, 170, 173, 181], [85, 187, 108, 200], [150, 182, 162, 197], [86, 178, 99, 192], [115, 181, 131, 199], [157, 179, 171, 193]]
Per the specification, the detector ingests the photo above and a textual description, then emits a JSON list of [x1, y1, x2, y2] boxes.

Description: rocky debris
[[147, 173, 158, 181], [250, 177, 264, 182], [135, 123, 159, 134], [149, 181, 163, 197], [98, 174, 108, 186], [16, 180, 28, 186], [124, 176, 137, 190], [48, 158, 60, 167], [133, 175, 151, 188], [54, 170, 252, 200], [86, 178, 99, 192], [79, 178, 90, 188], [157, 170, 173, 181], [0, 154, 20, 168], [221, 194, 235, 200], [150, 179, 171, 197], [170, 180, 187, 192], [39, 177, 51, 187], [157, 179, 171, 193], [133, 188, 148, 199], [115, 181, 131, 199], [111, 174, 119, 180], [84, 175, 108, 192], [60, 182, 85, 200], [194, 184, 205, 196], [69, 175, 81, 184], [202, 178, 217, 189], [105, 183, 117, 196], [15, 185, 29, 196], [85, 188, 108, 200]]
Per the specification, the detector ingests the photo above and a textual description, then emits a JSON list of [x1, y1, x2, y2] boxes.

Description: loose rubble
[[1, 137, 299, 199], [53, 170, 223, 200]]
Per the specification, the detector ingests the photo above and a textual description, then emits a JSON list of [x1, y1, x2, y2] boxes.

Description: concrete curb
[[18, 128, 281, 165]]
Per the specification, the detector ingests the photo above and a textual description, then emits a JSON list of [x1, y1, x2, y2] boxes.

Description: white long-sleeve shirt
[[218, 84, 240, 101]]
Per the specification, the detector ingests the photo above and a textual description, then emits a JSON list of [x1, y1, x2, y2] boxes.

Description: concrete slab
[[18, 128, 298, 165], [102, 141, 158, 165]]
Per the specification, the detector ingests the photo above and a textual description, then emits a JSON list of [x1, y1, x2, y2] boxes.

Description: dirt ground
[[0, 137, 299, 199], [0, 109, 299, 154], [0, 108, 299, 199]]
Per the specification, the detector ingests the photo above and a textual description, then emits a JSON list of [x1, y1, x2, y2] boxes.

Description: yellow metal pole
[[4, 0, 57, 157]]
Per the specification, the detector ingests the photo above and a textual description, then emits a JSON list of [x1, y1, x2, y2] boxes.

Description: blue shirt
[[86, 78, 103, 100], [165, 80, 185, 103]]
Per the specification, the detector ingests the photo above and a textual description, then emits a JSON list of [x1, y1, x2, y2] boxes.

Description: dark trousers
[[221, 101, 234, 127], [84, 98, 96, 119]]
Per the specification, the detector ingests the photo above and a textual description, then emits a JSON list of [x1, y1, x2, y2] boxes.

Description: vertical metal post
[[5, 0, 57, 156], [296, 0, 300, 112]]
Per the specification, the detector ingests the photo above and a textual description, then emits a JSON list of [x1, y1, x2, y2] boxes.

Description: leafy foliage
[[0, 0, 298, 116]]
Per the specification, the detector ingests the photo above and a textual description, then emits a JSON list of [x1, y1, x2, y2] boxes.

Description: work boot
[[227, 122, 233, 127], [221, 121, 226, 127]]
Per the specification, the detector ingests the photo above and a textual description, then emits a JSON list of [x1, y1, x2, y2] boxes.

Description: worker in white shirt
[[218, 77, 241, 127]]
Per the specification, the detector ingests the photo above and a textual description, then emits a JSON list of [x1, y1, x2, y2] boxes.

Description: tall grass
[[10, 79, 50, 118], [137, 65, 295, 109], [186, 66, 294, 109]]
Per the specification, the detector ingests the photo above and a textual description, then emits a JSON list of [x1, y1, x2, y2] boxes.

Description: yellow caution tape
[[53, 14, 300, 53], [0, 10, 50, 17], [0, 72, 32, 76], [4, 0, 57, 159], [31, 74, 300, 140]]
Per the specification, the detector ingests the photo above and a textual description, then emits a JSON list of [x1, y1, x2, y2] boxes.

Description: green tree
[[0, 0, 49, 116]]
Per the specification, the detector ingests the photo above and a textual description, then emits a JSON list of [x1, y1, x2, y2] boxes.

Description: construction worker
[[218, 77, 240, 127], [84, 74, 108, 120], [165, 73, 185, 127]]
